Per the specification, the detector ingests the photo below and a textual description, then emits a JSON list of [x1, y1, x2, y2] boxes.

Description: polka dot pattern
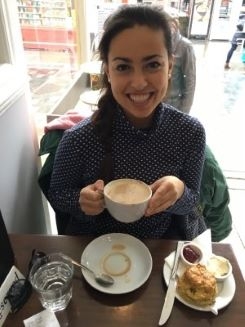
[[49, 103, 206, 239]]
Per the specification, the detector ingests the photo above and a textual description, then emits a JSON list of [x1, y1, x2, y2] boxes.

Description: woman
[[49, 5, 206, 239], [165, 15, 196, 113]]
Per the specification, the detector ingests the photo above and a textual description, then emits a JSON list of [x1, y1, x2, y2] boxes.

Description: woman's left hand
[[145, 176, 184, 216]]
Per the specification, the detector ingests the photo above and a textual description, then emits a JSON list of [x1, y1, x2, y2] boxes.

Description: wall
[[0, 64, 48, 234], [0, 1, 50, 233]]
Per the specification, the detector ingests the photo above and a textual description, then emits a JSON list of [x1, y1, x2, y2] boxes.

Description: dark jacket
[[39, 132, 232, 241], [231, 31, 245, 45], [38, 129, 70, 234]]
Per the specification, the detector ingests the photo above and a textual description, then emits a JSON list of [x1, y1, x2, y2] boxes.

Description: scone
[[177, 264, 217, 306]]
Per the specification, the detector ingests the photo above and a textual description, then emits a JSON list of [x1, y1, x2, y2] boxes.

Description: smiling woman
[[48, 5, 207, 240], [103, 25, 172, 128]]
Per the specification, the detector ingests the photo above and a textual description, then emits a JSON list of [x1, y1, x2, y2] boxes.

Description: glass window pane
[[16, 0, 80, 114]]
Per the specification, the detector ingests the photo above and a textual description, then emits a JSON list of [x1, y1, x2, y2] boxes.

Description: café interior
[[1, 0, 245, 325]]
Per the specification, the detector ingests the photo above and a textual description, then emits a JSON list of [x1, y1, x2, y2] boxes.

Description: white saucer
[[163, 257, 236, 312], [81, 233, 152, 294]]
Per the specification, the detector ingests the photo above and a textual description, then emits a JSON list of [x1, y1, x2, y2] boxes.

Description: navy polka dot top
[[49, 103, 206, 239]]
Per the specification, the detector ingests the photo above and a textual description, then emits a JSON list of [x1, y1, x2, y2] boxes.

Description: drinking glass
[[29, 252, 74, 312]]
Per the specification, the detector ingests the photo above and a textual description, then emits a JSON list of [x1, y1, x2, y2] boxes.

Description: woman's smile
[[127, 92, 154, 104], [105, 25, 173, 127]]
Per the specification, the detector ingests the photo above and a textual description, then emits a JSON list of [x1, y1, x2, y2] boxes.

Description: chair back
[[0, 210, 15, 286]]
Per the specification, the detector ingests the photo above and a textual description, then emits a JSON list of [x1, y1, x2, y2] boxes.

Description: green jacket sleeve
[[38, 130, 64, 200], [200, 145, 232, 242]]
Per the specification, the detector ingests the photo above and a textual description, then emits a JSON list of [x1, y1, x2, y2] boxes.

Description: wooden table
[[5, 234, 245, 327]]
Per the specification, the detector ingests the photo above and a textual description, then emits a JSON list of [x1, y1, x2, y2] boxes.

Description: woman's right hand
[[79, 179, 105, 215]]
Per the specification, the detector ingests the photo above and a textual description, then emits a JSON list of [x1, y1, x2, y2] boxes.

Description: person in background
[[224, 23, 245, 69], [164, 15, 196, 114], [162, 16, 232, 241], [48, 5, 206, 239]]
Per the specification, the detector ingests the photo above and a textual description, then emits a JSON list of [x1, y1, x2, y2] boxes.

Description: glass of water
[[29, 252, 74, 312]]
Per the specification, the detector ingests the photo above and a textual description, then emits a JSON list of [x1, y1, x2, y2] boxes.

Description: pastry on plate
[[177, 264, 217, 306]]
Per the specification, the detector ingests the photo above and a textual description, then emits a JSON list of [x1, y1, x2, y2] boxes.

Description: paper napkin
[[165, 229, 212, 275], [192, 228, 212, 258], [23, 309, 60, 327]]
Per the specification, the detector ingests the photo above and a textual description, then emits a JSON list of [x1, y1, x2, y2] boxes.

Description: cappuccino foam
[[107, 181, 150, 204]]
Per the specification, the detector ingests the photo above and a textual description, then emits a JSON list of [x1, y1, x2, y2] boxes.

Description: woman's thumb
[[95, 179, 104, 192]]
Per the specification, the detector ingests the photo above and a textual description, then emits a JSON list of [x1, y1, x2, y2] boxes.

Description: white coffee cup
[[104, 178, 152, 223]]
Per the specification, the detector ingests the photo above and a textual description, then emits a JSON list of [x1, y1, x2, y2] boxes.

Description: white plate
[[81, 233, 152, 294], [163, 253, 236, 312]]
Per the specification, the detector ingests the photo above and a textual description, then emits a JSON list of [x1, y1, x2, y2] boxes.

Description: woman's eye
[[116, 64, 130, 72], [146, 61, 161, 70]]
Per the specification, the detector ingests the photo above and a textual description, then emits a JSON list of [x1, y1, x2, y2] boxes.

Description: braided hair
[[91, 5, 173, 182]]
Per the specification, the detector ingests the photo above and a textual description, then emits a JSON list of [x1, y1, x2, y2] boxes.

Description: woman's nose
[[130, 70, 147, 90]]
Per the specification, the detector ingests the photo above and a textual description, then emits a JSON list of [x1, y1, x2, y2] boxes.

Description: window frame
[[0, 0, 27, 115], [0, 0, 26, 66]]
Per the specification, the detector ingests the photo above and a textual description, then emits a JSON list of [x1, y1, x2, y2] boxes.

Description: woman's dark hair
[[91, 5, 172, 182]]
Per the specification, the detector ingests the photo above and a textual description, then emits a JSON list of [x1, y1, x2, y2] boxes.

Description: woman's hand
[[145, 176, 184, 216], [79, 179, 105, 215]]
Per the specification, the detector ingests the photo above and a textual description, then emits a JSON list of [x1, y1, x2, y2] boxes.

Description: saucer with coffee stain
[[81, 233, 152, 294]]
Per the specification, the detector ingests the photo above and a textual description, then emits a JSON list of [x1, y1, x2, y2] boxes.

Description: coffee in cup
[[104, 178, 152, 223]]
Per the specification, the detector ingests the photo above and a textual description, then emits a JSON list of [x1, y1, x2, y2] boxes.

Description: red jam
[[183, 245, 200, 263]]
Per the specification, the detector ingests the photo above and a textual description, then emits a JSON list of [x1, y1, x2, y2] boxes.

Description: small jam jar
[[180, 242, 203, 266]]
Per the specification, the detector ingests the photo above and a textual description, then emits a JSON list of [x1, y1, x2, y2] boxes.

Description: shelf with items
[[17, 0, 70, 28], [21, 26, 77, 68], [17, 0, 77, 65], [21, 26, 76, 44]]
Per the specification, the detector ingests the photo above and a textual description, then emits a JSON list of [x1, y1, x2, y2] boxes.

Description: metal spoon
[[71, 259, 114, 287]]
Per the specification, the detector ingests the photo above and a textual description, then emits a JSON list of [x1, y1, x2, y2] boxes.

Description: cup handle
[[97, 190, 106, 208]]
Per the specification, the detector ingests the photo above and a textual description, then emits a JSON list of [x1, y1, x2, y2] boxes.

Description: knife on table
[[159, 241, 184, 326]]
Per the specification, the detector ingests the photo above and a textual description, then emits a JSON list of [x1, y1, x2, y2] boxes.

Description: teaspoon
[[71, 259, 114, 287]]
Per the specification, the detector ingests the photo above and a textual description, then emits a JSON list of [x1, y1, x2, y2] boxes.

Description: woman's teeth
[[129, 93, 151, 103]]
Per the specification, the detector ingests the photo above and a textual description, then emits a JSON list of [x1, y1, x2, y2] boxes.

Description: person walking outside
[[225, 23, 245, 69]]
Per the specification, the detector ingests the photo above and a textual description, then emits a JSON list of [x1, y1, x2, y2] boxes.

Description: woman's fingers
[[145, 191, 173, 216], [79, 181, 105, 215], [145, 176, 184, 216]]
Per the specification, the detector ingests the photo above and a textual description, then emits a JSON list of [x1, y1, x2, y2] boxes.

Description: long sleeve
[[48, 105, 206, 239], [180, 42, 196, 113], [200, 146, 232, 241], [48, 118, 102, 216], [165, 34, 196, 114]]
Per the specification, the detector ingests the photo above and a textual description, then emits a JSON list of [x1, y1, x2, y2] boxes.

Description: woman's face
[[105, 25, 173, 128]]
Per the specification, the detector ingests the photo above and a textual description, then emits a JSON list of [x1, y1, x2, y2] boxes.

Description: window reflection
[[16, 0, 79, 114]]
